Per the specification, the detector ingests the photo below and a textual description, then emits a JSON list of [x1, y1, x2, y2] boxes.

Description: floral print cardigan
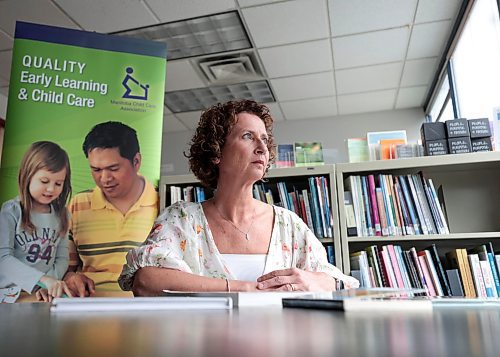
[[118, 201, 359, 291]]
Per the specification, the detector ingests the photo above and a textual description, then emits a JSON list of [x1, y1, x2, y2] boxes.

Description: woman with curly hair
[[119, 99, 358, 294]]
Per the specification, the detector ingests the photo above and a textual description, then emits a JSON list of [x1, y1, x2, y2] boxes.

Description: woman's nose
[[255, 138, 268, 153]]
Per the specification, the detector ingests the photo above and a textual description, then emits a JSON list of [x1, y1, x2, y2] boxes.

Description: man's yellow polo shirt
[[68, 178, 158, 294]]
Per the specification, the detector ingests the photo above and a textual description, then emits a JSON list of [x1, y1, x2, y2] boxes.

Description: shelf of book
[[159, 165, 341, 266], [336, 151, 500, 298], [347, 232, 500, 243]]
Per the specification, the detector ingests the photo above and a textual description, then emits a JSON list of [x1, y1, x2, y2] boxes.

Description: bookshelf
[[159, 165, 341, 266], [336, 151, 500, 275]]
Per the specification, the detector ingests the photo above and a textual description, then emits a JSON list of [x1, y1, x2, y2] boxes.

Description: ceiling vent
[[196, 51, 263, 84]]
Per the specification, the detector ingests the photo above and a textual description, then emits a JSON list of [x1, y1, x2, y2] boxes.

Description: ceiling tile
[[336, 62, 403, 95], [0, 31, 13, 51], [166, 60, 206, 91], [415, 0, 461, 23], [0, 51, 12, 81], [407, 21, 452, 59], [0, 86, 8, 96], [332, 27, 409, 69], [0, 0, 78, 36], [259, 39, 332, 78], [0, 76, 8, 86], [396, 86, 428, 109], [271, 72, 335, 101], [163, 114, 189, 132], [146, 0, 236, 22], [163, 105, 172, 115], [264, 102, 284, 122], [338, 89, 397, 115], [239, 0, 280, 6], [176, 111, 203, 130], [401, 58, 437, 86], [242, 0, 329, 48], [280, 97, 337, 120], [329, 0, 417, 36], [54, 0, 157, 33]]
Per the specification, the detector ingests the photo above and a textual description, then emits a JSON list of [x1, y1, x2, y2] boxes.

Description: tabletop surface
[[1, 302, 500, 357]]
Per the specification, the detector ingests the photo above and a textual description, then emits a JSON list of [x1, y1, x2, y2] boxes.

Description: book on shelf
[[380, 138, 406, 160], [350, 243, 483, 297], [264, 176, 333, 239], [275, 144, 295, 168], [343, 191, 358, 237], [468, 245, 498, 298], [343, 172, 450, 237], [467, 253, 488, 298], [394, 143, 424, 159], [347, 138, 369, 163], [366, 130, 407, 161], [446, 269, 465, 296], [425, 244, 452, 296], [294, 142, 324, 167]]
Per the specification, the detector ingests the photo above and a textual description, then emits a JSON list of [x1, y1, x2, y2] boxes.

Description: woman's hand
[[39, 276, 74, 301], [256, 268, 337, 292]]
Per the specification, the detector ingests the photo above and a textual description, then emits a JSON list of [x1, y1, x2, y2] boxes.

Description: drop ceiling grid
[[0, 0, 463, 130]]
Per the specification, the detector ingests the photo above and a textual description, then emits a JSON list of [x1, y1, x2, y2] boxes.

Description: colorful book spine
[[386, 244, 405, 289], [360, 176, 374, 236], [367, 175, 381, 236], [417, 253, 437, 296], [398, 175, 421, 235], [375, 188, 389, 236]]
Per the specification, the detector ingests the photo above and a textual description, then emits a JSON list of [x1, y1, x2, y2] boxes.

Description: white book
[[51, 296, 233, 312], [424, 250, 444, 296], [468, 254, 487, 298], [302, 189, 314, 231], [163, 291, 311, 308], [406, 174, 429, 235], [479, 260, 497, 298], [427, 178, 450, 234]]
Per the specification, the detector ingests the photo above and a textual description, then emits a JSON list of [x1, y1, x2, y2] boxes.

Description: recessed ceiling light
[[165, 80, 275, 113], [113, 11, 251, 60]]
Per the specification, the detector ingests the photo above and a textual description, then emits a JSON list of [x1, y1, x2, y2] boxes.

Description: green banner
[[0, 22, 166, 204]]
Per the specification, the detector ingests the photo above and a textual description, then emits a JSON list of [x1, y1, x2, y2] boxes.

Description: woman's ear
[[212, 157, 220, 164]]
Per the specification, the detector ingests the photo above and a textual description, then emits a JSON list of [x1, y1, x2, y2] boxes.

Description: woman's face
[[218, 112, 270, 182]]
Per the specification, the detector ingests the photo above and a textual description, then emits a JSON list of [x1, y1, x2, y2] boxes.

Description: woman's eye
[[243, 133, 252, 139], [41, 179, 49, 184], [262, 138, 269, 144], [55, 183, 63, 187]]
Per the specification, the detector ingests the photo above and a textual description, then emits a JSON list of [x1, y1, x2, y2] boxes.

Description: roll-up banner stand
[[0, 21, 167, 204]]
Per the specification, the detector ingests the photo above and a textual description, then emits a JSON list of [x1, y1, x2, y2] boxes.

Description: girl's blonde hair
[[18, 141, 72, 235]]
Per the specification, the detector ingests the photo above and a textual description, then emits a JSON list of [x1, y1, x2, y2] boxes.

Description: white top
[[119, 201, 360, 291], [221, 254, 267, 282]]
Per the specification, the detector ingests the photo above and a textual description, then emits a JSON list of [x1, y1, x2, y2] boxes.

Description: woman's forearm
[[132, 267, 257, 296]]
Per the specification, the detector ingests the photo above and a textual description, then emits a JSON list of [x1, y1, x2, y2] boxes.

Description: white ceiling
[[0, 0, 462, 132]]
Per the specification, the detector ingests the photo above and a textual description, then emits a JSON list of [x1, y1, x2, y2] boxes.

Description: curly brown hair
[[185, 99, 276, 189]]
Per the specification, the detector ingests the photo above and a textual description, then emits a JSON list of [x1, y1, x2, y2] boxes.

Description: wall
[[161, 107, 426, 175]]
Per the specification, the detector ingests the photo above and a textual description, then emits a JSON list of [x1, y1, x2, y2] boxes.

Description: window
[[426, 0, 500, 122]]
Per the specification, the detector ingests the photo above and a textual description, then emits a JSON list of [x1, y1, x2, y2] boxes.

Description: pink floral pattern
[[119, 201, 358, 291]]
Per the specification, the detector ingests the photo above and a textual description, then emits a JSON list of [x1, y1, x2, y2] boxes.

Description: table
[[1, 303, 500, 357]]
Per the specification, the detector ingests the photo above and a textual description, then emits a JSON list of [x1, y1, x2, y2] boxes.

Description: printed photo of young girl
[[0, 141, 73, 301]]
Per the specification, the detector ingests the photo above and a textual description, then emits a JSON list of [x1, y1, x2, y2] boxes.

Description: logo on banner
[[110, 66, 156, 112], [122, 67, 149, 100]]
